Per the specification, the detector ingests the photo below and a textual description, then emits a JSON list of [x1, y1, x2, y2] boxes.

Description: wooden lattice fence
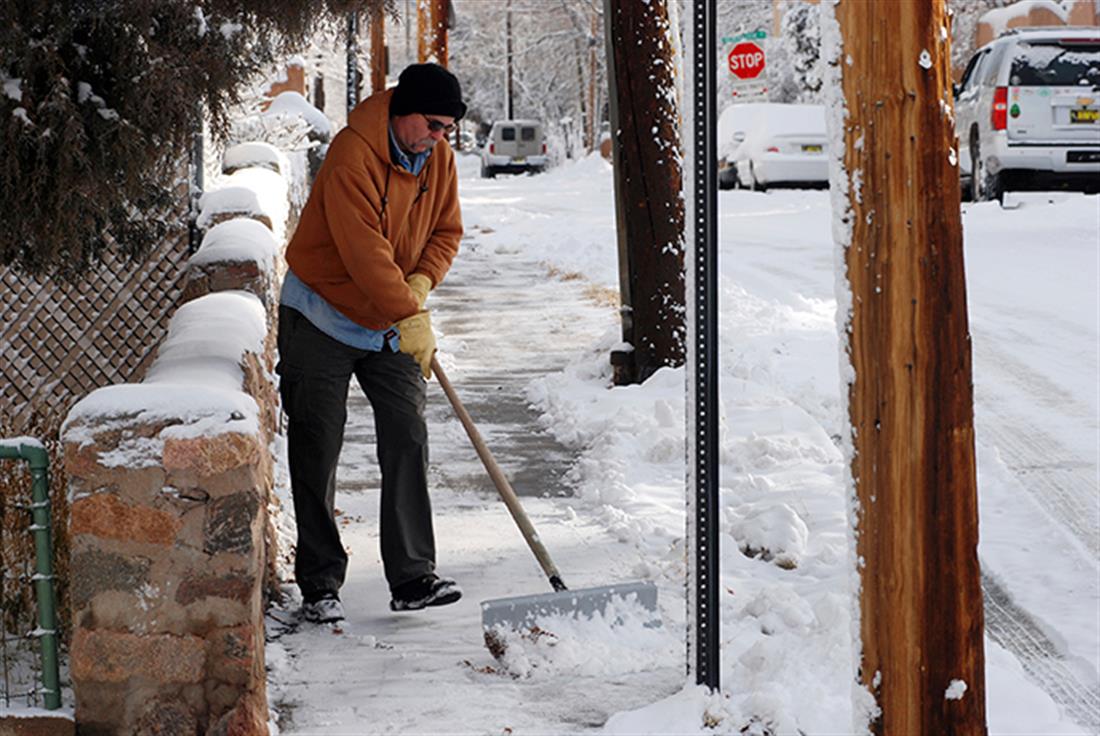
[[0, 218, 191, 708], [1, 232, 192, 432]]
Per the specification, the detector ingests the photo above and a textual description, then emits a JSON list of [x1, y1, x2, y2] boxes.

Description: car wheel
[[481, 165, 496, 179], [750, 163, 767, 193], [970, 134, 1004, 203], [983, 169, 1005, 203]]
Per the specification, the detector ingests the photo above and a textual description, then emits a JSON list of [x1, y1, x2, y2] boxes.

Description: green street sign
[[721, 29, 767, 45]]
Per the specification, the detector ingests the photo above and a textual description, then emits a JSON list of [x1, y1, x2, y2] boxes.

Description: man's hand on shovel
[[396, 310, 436, 379]]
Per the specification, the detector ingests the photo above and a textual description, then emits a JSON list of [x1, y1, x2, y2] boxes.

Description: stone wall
[[60, 143, 294, 735]]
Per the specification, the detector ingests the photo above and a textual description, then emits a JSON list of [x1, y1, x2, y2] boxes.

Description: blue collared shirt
[[279, 123, 429, 350]]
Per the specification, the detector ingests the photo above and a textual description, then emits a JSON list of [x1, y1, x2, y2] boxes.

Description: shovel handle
[[431, 355, 567, 592]]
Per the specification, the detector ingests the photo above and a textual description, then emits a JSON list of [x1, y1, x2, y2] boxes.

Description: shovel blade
[[480, 581, 659, 657]]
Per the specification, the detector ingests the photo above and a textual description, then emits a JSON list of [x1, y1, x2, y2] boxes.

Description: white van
[[480, 120, 549, 178], [955, 27, 1100, 201]]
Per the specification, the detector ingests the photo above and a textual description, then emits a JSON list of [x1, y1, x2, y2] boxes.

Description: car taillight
[[992, 86, 1008, 131], [542, 142, 547, 154], [766, 146, 780, 153], [490, 143, 495, 154]]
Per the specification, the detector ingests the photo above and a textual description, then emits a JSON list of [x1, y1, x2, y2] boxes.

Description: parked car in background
[[955, 27, 1100, 202], [480, 120, 549, 178], [717, 103, 829, 191]]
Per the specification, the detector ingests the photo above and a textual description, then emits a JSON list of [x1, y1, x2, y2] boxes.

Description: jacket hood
[[347, 88, 397, 167]]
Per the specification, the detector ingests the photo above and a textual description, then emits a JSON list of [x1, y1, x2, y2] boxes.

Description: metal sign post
[[690, 0, 720, 692], [346, 12, 361, 117]]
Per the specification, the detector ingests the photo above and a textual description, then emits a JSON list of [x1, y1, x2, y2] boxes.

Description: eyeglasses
[[420, 114, 457, 134]]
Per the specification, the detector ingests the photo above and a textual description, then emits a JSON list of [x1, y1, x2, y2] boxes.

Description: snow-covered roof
[[980, 1, 1072, 40]]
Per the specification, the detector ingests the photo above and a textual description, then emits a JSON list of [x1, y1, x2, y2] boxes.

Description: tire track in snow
[[971, 334, 1099, 731], [982, 573, 1100, 734], [972, 339, 1098, 558]]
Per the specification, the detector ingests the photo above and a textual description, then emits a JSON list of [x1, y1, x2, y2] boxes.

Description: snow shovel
[[430, 355, 659, 657]]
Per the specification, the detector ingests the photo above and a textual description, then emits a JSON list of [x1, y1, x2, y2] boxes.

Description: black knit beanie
[[390, 63, 467, 121]]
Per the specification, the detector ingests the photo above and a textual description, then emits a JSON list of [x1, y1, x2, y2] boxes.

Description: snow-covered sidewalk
[[267, 154, 1097, 735]]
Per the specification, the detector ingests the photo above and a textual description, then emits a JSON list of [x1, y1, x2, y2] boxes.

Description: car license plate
[[801, 144, 823, 153], [1070, 108, 1098, 123], [1067, 150, 1100, 163], [513, 157, 526, 164]]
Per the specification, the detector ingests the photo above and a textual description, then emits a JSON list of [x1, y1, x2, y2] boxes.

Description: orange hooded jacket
[[284, 88, 462, 330]]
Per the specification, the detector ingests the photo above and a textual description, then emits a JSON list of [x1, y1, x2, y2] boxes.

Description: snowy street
[[267, 153, 1099, 734]]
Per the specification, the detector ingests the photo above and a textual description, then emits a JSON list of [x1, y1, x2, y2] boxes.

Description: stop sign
[[728, 42, 765, 80]]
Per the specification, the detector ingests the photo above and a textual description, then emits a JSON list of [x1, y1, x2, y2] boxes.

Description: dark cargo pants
[[276, 306, 436, 599]]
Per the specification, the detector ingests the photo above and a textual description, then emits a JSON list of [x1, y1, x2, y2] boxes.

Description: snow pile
[[457, 147, 1097, 734], [0, 436, 44, 451], [189, 218, 279, 273], [223, 141, 286, 175], [265, 90, 333, 139], [198, 166, 290, 243], [62, 291, 266, 478], [488, 596, 679, 679]]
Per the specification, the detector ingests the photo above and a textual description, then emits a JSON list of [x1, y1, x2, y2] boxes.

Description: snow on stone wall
[[59, 138, 299, 734]]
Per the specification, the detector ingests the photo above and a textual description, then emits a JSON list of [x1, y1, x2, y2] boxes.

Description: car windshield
[[1010, 42, 1100, 86]]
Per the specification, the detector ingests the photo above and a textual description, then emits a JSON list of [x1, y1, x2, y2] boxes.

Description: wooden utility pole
[[416, 0, 447, 66], [417, 0, 428, 63], [505, 0, 515, 119], [833, 1, 987, 733], [369, 4, 386, 94], [603, 0, 684, 384], [429, 0, 449, 67]]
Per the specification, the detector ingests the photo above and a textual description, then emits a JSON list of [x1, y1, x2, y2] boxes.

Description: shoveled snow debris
[[487, 596, 679, 679], [461, 107, 1094, 733]]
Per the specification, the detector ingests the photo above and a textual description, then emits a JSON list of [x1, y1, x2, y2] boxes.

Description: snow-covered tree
[[948, 0, 1015, 76], [449, 0, 606, 161], [0, 0, 388, 280], [772, 0, 823, 103]]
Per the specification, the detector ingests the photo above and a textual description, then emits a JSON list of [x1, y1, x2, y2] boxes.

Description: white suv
[[955, 27, 1100, 201]]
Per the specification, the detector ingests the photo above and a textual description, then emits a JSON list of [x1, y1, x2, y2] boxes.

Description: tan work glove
[[396, 310, 435, 379], [406, 273, 432, 310]]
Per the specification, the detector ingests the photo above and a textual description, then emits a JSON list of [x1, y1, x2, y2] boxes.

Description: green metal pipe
[[0, 441, 61, 710]]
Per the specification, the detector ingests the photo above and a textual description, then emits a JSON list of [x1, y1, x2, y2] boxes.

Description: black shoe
[[390, 574, 462, 611], [301, 592, 345, 623]]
